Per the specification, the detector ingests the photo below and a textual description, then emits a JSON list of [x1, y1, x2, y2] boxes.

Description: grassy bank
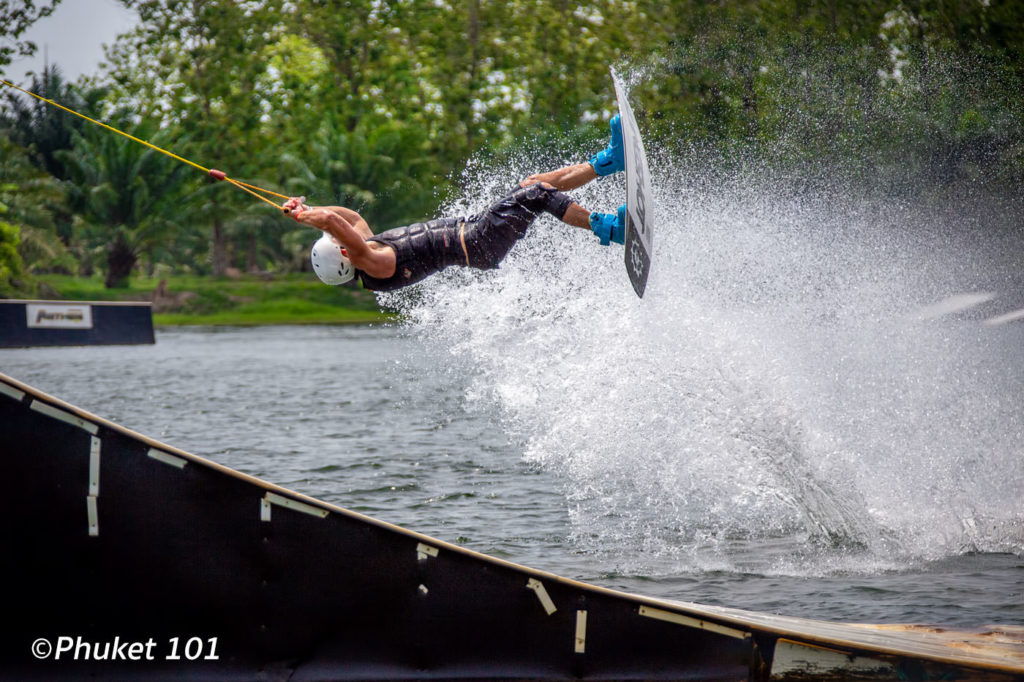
[[34, 274, 392, 326]]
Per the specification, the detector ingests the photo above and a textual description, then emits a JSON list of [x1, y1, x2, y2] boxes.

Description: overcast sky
[[9, 0, 138, 84]]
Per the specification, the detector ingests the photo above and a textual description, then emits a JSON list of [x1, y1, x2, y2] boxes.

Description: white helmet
[[310, 233, 355, 285]]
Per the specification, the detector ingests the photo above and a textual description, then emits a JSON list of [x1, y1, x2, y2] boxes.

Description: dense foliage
[[1, 0, 1021, 290], [0, 0, 61, 71]]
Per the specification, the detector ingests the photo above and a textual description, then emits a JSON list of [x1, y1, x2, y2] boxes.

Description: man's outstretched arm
[[283, 198, 374, 240], [521, 163, 598, 192], [283, 198, 396, 278]]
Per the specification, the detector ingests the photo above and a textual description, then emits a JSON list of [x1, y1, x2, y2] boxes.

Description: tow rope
[[1, 77, 289, 210]]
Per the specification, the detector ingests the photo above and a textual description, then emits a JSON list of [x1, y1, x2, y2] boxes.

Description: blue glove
[[589, 114, 625, 176], [589, 204, 626, 245]]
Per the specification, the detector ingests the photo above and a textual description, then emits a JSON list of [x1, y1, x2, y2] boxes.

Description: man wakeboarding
[[284, 116, 628, 291]]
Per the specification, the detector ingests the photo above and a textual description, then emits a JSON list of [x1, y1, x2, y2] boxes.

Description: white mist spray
[[382, 106, 1024, 577]]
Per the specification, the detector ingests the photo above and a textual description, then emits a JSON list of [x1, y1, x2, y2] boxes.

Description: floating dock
[[0, 299, 154, 347], [1, 371, 1022, 681]]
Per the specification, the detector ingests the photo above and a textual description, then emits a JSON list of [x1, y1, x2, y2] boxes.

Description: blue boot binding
[[590, 204, 626, 245], [589, 114, 625, 176]]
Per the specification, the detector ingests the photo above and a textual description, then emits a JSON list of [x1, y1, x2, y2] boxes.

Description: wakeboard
[[611, 69, 653, 298]]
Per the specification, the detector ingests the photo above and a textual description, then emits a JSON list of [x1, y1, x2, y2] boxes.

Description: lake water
[[2, 323, 1021, 627]]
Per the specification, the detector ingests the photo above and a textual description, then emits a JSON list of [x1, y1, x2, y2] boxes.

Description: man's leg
[[479, 180, 621, 251], [510, 181, 604, 233]]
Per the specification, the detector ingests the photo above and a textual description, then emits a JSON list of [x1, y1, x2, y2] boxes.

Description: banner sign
[[26, 304, 94, 330]]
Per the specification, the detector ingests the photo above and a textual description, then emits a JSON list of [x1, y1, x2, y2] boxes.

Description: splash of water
[[381, 114, 1024, 577]]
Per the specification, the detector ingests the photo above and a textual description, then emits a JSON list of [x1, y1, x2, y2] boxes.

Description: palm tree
[[2, 66, 119, 255], [60, 116, 195, 287], [0, 65, 95, 181], [282, 118, 440, 231]]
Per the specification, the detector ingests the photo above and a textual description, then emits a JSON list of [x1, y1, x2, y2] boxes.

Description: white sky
[[7, 0, 138, 84]]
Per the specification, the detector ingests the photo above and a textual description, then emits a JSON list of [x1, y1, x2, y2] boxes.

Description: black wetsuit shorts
[[358, 183, 574, 291]]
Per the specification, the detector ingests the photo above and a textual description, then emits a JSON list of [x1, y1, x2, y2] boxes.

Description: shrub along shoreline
[[31, 274, 391, 326]]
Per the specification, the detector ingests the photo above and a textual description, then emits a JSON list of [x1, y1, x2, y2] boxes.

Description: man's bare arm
[[315, 206, 373, 239], [285, 200, 395, 278], [521, 163, 598, 192]]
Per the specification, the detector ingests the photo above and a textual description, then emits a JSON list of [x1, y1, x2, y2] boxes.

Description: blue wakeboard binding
[[590, 204, 626, 245], [589, 114, 625, 176]]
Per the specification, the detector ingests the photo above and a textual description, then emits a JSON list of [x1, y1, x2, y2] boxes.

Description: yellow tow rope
[[1, 77, 289, 209]]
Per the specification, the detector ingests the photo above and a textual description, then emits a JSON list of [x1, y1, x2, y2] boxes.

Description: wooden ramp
[[1, 371, 1021, 681]]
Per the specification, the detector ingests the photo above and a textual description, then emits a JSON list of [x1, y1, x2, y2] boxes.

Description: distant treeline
[[1, 0, 1021, 293]]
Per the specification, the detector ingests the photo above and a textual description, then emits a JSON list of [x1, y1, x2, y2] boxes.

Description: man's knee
[[510, 182, 571, 219]]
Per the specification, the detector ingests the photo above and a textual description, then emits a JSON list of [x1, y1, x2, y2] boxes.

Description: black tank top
[[358, 218, 467, 291]]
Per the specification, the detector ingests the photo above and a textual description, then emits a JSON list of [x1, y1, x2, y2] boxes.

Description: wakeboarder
[[285, 116, 628, 290]]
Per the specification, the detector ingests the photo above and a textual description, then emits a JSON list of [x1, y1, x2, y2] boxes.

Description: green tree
[[283, 118, 438, 230], [0, 0, 63, 74], [1, 65, 90, 180], [285, 0, 420, 134], [108, 0, 283, 276], [60, 117, 193, 287], [618, 0, 1023, 198], [0, 132, 70, 276], [0, 208, 24, 296], [80, 0, 1021, 281], [287, 1, 640, 172], [404, 0, 637, 162], [0, 65, 103, 251], [273, 3, 450, 204]]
